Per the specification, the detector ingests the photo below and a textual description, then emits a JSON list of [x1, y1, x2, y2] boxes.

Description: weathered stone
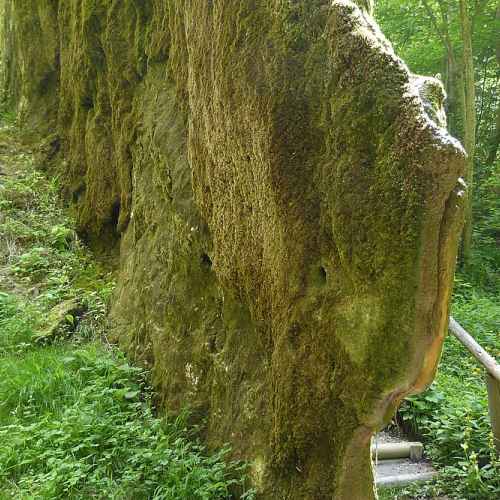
[[34, 298, 84, 343], [1, 1, 465, 498]]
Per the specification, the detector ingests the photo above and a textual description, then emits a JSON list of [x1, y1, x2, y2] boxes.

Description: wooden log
[[487, 374, 500, 453], [371, 442, 423, 461]]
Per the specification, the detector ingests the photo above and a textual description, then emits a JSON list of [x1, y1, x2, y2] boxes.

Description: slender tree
[[459, 0, 477, 265], [421, 0, 464, 137], [486, 2, 500, 164]]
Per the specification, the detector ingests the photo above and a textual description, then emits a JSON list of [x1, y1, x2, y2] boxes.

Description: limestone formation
[[34, 299, 84, 343], [1, 1, 465, 498]]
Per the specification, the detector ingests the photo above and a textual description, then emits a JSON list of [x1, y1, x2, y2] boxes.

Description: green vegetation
[[0, 121, 254, 499], [377, 1, 500, 499]]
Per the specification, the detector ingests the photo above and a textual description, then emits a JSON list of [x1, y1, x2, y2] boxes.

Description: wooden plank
[[487, 374, 500, 453], [371, 442, 423, 461], [449, 317, 500, 383]]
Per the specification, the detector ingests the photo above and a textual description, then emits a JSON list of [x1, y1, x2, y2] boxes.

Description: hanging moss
[[1, 1, 465, 498]]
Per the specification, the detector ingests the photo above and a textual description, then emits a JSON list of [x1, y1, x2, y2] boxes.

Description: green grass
[[0, 342, 251, 499], [377, 487, 420, 500], [0, 123, 254, 499]]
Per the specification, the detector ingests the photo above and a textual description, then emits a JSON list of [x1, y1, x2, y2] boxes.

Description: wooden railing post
[[487, 374, 500, 453]]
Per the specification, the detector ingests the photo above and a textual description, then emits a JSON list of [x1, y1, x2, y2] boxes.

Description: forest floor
[[0, 113, 498, 499], [0, 116, 254, 499]]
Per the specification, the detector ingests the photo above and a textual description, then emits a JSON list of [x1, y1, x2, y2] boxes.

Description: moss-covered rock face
[[1, 1, 465, 498]]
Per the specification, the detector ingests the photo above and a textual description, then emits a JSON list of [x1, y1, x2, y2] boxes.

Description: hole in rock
[[201, 252, 212, 269], [72, 184, 86, 203], [110, 200, 121, 229], [318, 266, 327, 285], [81, 94, 94, 110]]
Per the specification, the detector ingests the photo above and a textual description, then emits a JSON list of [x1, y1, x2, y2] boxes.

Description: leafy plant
[[0, 345, 255, 499]]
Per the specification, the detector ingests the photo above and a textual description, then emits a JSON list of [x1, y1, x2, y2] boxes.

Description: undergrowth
[[0, 121, 254, 499]]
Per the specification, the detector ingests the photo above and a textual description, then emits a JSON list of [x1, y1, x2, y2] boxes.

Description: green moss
[[1, 0, 465, 498]]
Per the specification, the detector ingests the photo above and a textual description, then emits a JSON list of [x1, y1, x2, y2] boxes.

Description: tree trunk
[[445, 40, 465, 139], [487, 3, 500, 164], [488, 99, 500, 164], [429, 1, 464, 139], [459, 0, 477, 267]]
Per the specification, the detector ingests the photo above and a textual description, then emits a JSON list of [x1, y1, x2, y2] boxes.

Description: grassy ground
[[0, 117, 254, 499]]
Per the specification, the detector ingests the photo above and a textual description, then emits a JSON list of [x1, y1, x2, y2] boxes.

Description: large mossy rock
[[1, 1, 465, 498]]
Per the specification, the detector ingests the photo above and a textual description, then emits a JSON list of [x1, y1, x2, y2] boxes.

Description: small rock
[[34, 299, 85, 343]]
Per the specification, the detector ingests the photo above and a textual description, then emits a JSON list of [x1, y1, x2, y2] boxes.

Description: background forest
[[378, 1, 500, 498]]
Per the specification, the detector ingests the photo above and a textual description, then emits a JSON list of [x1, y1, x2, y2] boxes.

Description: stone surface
[[376, 459, 437, 488], [374, 431, 436, 488], [34, 299, 84, 343], [1, 1, 466, 498]]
